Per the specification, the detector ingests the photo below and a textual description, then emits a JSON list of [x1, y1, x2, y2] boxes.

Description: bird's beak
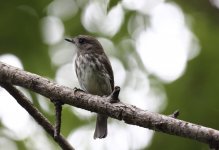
[[65, 38, 75, 44]]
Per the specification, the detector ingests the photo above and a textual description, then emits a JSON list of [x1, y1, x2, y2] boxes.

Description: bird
[[65, 35, 114, 139]]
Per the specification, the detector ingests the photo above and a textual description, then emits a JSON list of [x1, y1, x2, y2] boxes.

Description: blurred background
[[0, 0, 219, 149]]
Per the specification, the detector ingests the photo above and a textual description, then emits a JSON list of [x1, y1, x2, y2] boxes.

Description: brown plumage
[[65, 35, 114, 139]]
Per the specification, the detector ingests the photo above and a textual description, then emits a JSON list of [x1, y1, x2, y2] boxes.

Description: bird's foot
[[73, 87, 85, 93]]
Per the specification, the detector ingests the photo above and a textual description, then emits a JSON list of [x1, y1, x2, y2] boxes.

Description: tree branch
[[0, 82, 74, 150], [0, 62, 219, 149]]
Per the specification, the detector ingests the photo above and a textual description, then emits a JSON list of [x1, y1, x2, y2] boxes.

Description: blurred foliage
[[150, 0, 219, 150], [0, 0, 219, 149], [0, 0, 53, 76]]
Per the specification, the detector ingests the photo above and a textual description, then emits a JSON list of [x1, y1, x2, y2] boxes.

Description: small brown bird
[[65, 35, 114, 139]]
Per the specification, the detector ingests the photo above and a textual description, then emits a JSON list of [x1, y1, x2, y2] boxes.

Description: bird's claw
[[73, 87, 85, 93]]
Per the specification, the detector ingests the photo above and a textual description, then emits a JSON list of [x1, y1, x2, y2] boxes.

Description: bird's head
[[65, 35, 104, 54]]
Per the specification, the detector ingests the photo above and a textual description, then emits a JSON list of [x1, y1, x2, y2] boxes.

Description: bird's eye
[[79, 38, 85, 44]]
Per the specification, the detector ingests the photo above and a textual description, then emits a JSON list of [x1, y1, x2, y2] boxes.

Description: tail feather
[[93, 114, 108, 139]]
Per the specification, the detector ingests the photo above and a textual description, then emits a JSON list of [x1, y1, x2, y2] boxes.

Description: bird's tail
[[93, 114, 108, 139]]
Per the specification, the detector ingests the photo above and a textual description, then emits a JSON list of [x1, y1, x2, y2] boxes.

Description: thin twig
[[169, 110, 180, 118], [53, 100, 63, 139], [108, 86, 120, 103], [0, 82, 74, 150]]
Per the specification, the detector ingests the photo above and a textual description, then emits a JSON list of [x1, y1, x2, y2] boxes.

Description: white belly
[[77, 62, 112, 96]]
